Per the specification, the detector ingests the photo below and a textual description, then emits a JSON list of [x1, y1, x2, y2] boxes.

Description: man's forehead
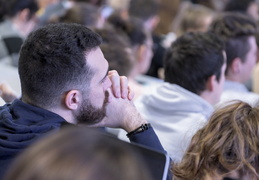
[[86, 47, 108, 74], [86, 47, 103, 65]]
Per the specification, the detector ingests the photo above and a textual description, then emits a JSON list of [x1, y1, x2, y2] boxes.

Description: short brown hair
[[209, 12, 257, 75]]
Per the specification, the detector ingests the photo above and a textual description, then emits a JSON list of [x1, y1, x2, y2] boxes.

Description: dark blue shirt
[[0, 99, 168, 179], [0, 99, 66, 179]]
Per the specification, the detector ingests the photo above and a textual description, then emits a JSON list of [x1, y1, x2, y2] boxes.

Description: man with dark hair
[[0, 23, 164, 179], [0, 0, 39, 59], [127, 32, 226, 162], [210, 12, 259, 105]]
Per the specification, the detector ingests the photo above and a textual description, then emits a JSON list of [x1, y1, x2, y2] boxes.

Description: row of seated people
[[1, 11, 259, 179], [2, 0, 259, 88], [1, 0, 259, 180], [2, 0, 259, 98], [118, 11, 259, 160], [3, 100, 257, 180]]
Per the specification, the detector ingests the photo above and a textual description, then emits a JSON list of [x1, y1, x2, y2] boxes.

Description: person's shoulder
[[219, 90, 259, 107]]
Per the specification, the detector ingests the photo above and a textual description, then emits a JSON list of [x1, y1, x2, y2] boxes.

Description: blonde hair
[[172, 101, 259, 180], [172, 2, 215, 36]]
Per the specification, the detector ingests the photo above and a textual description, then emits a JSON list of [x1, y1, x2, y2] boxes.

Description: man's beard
[[77, 91, 109, 125]]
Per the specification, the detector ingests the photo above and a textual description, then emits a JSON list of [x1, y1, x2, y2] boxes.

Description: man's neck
[[22, 97, 77, 124], [199, 90, 216, 106], [48, 107, 77, 124]]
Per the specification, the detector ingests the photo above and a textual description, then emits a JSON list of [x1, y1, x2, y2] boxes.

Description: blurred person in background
[[119, 32, 226, 161], [0, 0, 38, 60], [210, 12, 259, 106], [4, 127, 153, 180]]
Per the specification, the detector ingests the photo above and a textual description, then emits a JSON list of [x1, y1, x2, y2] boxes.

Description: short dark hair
[[73, 0, 105, 7], [129, 0, 160, 21], [107, 14, 147, 47], [164, 32, 225, 95], [209, 12, 257, 75], [101, 44, 133, 77], [94, 27, 133, 76], [224, 0, 256, 13], [56, 2, 99, 27], [19, 23, 102, 108], [190, 0, 215, 10], [5, 0, 38, 20]]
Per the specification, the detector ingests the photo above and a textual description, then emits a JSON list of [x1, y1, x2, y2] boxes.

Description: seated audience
[[210, 12, 259, 106], [119, 31, 226, 162], [4, 127, 152, 180], [0, 23, 165, 179], [153, 1, 216, 79], [173, 100, 259, 180], [107, 15, 159, 99]]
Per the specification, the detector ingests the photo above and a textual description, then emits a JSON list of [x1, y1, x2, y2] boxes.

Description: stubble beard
[[77, 91, 109, 125]]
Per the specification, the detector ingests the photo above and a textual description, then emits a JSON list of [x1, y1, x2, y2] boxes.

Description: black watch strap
[[126, 123, 151, 138]]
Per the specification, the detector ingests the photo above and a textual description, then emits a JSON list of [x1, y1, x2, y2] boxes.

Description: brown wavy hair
[[172, 100, 259, 180]]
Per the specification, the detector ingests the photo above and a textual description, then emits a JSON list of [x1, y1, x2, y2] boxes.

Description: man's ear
[[64, 90, 81, 110], [230, 57, 242, 74], [206, 74, 217, 92]]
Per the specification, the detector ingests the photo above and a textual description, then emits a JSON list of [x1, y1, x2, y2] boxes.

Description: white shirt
[[218, 80, 259, 107], [119, 83, 213, 162]]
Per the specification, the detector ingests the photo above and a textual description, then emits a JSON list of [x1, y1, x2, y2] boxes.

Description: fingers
[[120, 76, 128, 99], [108, 70, 120, 98], [127, 86, 135, 101], [108, 70, 130, 99]]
